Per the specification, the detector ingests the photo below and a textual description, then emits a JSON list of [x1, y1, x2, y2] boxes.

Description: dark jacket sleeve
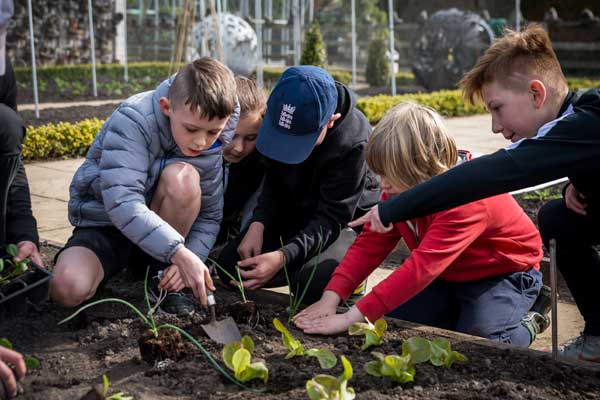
[[281, 144, 366, 265], [379, 105, 600, 225], [6, 160, 39, 246]]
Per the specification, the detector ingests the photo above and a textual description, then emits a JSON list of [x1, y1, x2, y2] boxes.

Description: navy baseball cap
[[257, 66, 338, 164]]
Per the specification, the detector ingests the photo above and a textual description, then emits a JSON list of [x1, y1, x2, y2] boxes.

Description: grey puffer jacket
[[68, 76, 239, 263]]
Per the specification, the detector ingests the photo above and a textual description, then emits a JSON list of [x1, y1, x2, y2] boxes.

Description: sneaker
[[559, 334, 600, 363], [531, 285, 552, 316], [345, 280, 368, 306], [148, 272, 195, 316], [521, 311, 550, 343]]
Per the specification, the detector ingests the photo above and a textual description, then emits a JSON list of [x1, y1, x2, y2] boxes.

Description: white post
[[88, 0, 98, 97], [293, 0, 300, 64], [515, 0, 521, 31], [387, 0, 395, 96], [116, 0, 128, 81], [172, 0, 176, 45], [265, 0, 272, 63], [255, 0, 263, 86], [350, 0, 356, 88], [154, 0, 160, 60], [26, 0, 39, 118], [200, 0, 208, 57], [216, 0, 225, 62], [309, 0, 313, 23]]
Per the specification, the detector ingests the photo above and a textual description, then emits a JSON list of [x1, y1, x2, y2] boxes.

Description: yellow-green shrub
[[566, 77, 600, 91], [357, 90, 487, 124], [23, 119, 104, 160]]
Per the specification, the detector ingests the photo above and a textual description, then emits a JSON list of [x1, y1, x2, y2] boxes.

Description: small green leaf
[[223, 341, 241, 370], [306, 348, 337, 369], [340, 356, 353, 382], [102, 374, 110, 396], [273, 318, 304, 358], [361, 330, 382, 350], [241, 335, 255, 353], [24, 357, 40, 370], [348, 321, 371, 336], [240, 361, 269, 384], [429, 338, 449, 367], [402, 336, 432, 364], [0, 258, 4, 273], [15, 262, 28, 274], [307, 375, 337, 400], [232, 348, 251, 380], [6, 244, 17, 257], [374, 319, 387, 337], [0, 338, 13, 349], [365, 360, 383, 377]]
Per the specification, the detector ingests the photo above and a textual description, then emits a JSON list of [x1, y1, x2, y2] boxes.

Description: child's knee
[[160, 162, 201, 204], [50, 261, 100, 307]]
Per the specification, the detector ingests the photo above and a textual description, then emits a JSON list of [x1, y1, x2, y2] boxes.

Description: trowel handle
[[207, 289, 217, 322]]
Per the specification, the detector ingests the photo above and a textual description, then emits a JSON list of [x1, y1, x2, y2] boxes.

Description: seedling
[[102, 374, 133, 400], [401, 336, 467, 368], [0, 338, 40, 370], [272, 318, 337, 369], [348, 318, 387, 350], [365, 352, 415, 384], [0, 244, 31, 285], [281, 231, 324, 323], [58, 267, 246, 389], [208, 257, 246, 303], [306, 355, 355, 400], [222, 335, 269, 384]]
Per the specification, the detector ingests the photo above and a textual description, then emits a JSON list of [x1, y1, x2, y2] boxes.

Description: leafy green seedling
[[428, 337, 468, 368], [365, 352, 415, 384], [58, 268, 245, 389], [223, 335, 269, 384], [401, 336, 432, 365], [348, 318, 387, 350], [0, 244, 31, 285], [207, 257, 247, 303], [306, 355, 355, 400], [0, 337, 40, 370], [102, 374, 133, 400], [272, 318, 337, 369]]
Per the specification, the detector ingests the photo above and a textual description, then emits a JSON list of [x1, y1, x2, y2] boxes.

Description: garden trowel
[[200, 291, 242, 344]]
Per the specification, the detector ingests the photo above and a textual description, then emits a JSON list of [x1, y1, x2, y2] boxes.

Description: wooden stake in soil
[[549, 238, 558, 360]]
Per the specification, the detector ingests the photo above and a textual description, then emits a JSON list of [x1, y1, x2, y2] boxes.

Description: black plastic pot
[[0, 261, 52, 321]]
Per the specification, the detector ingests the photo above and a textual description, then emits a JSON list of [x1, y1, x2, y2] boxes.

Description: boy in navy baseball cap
[[216, 65, 379, 304]]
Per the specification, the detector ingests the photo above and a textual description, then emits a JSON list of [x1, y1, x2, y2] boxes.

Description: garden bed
[[0, 244, 598, 399]]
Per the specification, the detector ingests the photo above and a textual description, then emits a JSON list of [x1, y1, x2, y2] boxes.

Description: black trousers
[[538, 199, 600, 336], [215, 227, 356, 305]]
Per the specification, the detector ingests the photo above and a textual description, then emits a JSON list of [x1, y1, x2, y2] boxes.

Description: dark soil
[[20, 103, 119, 128], [0, 245, 598, 399]]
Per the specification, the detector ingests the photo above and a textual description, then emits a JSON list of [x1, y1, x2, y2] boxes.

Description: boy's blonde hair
[[169, 57, 236, 119], [459, 23, 568, 105], [235, 76, 267, 118], [366, 102, 458, 190]]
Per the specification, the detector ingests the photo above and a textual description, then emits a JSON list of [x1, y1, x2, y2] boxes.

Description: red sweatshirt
[[325, 193, 542, 322]]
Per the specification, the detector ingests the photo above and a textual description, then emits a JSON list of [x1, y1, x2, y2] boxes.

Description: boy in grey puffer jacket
[[50, 58, 239, 315]]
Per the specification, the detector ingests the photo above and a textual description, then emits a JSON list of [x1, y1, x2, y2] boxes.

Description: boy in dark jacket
[[351, 24, 600, 362], [216, 66, 375, 304]]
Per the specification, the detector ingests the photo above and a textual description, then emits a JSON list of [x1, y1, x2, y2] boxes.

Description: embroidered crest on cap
[[278, 103, 296, 129]]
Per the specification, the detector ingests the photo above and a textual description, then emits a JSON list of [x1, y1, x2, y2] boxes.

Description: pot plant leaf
[[0, 338, 13, 349], [401, 336, 432, 364], [273, 318, 305, 358], [6, 244, 18, 258], [365, 352, 415, 384], [24, 357, 40, 370], [305, 356, 355, 400], [348, 318, 387, 350], [305, 348, 337, 369], [0, 258, 4, 273], [429, 338, 467, 368]]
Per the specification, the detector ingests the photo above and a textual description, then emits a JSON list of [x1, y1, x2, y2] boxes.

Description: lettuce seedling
[[102, 374, 133, 400], [428, 337, 468, 368], [0, 244, 31, 285], [272, 318, 337, 369], [348, 318, 387, 350], [0, 337, 40, 370], [223, 335, 269, 384], [365, 352, 416, 384], [401, 336, 432, 365], [306, 355, 355, 400]]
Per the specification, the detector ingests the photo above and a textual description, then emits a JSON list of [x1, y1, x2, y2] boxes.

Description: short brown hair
[[459, 23, 568, 105], [235, 76, 267, 118], [168, 57, 236, 119], [366, 102, 458, 190]]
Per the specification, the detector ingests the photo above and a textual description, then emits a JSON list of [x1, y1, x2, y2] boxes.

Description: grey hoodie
[[68, 76, 239, 262]]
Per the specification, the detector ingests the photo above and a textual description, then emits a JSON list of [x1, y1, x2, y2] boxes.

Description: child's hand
[[16, 240, 43, 268], [236, 250, 284, 290], [238, 222, 264, 259], [293, 291, 341, 328], [171, 247, 216, 306], [565, 183, 587, 215], [158, 265, 185, 292], [348, 205, 392, 233], [298, 306, 365, 335], [0, 346, 26, 398]]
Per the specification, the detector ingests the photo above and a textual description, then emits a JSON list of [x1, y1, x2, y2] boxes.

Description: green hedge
[[259, 67, 352, 87]]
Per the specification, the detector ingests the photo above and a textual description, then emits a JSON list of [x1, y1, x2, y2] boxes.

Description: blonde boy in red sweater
[[294, 102, 544, 347]]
